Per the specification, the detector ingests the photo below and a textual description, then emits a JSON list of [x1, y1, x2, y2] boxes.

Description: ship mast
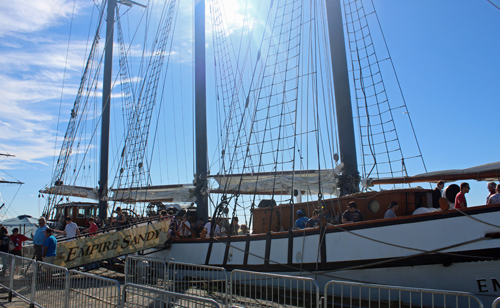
[[98, 0, 116, 221], [194, 0, 209, 223], [326, 0, 360, 196]]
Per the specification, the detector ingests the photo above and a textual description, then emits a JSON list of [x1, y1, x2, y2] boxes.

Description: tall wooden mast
[[326, 0, 360, 196], [195, 0, 209, 223], [98, 0, 116, 220]]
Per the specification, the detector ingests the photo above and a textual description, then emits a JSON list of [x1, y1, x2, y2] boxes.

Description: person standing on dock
[[10, 228, 28, 258], [33, 217, 48, 262], [432, 181, 445, 208], [0, 227, 10, 276], [42, 229, 57, 264], [454, 182, 470, 209]]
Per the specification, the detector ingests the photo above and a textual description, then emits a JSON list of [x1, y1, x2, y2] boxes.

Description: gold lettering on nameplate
[[54, 220, 169, 268]]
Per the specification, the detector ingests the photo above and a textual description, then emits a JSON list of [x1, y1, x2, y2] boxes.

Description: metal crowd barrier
[[0, 252, 122, 307], [324, 280, 484, 308], [32, 261, 70, 308], [68, 270, 121, 307], [492, 297, 500, 308], [0, 252, 14, 300], [167, 261, 228, 304], [22, 245, 36, 260], [10, 255, 36, 303], [229, 269, 321, 308], [124, 255, 171, 289], [122, 283, 221, 308]]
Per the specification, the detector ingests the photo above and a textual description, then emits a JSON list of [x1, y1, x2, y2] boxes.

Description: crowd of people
[[291, 181, 500, 229], [163, 212, 250, 239]]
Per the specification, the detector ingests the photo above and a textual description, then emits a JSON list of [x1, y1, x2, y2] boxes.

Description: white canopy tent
[[0, 215, 39, 237]]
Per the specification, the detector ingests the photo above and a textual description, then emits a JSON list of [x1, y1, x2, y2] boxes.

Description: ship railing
[[166, 261, 229, 305], [68, 270, 121, 307], [324, 279, 484, 308], [124, 255, 173, 289], [229, 269, 321, 308], [121, 283, 221, 308]]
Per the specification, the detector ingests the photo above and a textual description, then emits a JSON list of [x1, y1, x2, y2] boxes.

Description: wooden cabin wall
[[251, 189, 431, 233]]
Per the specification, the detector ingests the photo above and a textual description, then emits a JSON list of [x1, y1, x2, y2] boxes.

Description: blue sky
[[0, 0, 499, 218]]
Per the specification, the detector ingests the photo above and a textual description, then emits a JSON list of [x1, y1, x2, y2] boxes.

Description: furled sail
[[40, 185, 98, 200], [212, 164, 344, 196], [110, 184, 196, 204], [362, 161, 500, 187]]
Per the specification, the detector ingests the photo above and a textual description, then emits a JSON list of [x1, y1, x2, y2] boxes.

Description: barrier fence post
[[8, 255, 14, 302], [65, 270, 70, 307], [30, 262, 37, 308]]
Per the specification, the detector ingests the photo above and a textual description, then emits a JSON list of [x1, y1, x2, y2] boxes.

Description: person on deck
[[486, 182, 497, 204], [112, 207, 127, 230], [229, 217, 240, 236], [204, 218, 221, 237], [454, 182, 470, 209], [384, 201, 399, 219], [193, 218, 204, 237], [33, 217, 48, 262], [179, 215, 192, 238], [342, 202, 363, 224], [160, 210, 169, 221], [306, 209, 320, 228], [82, 217, 98, 237], [55, 216, 81, 239], [218, 220, 227, 237], [238, 224, 249, 235], [487, 184, 500, 205], [432, 181, 445, 208], [294, 210, 309, 229]]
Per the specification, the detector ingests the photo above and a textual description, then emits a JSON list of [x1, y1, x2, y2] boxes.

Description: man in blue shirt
[[294, 210, 309, 229], [42, 228, 57, 264], [33, 217, 48, 262], [342, 202, 363, 224], [306, 209, 320, 228]]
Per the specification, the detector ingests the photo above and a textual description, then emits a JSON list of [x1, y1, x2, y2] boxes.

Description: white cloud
[[0, 0, 83, 37]]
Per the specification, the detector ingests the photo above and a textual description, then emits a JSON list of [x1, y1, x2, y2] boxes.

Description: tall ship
[[39, 0, 500, 304]]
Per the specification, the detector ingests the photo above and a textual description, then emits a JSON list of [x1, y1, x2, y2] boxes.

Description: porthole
[[368, 200, 380, 213]]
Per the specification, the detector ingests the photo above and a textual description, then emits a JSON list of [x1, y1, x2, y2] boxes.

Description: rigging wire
[[368, 0, 428, 173], [50, 0, 81, 186]]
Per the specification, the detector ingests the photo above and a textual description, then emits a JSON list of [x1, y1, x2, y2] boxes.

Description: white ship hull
[[152, 204, 500, 305]]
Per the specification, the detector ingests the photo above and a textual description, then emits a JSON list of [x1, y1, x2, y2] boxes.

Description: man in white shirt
[[56, 217, 81, 239], [180, 215, 192, 238], [204, 218, 220, 237]]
